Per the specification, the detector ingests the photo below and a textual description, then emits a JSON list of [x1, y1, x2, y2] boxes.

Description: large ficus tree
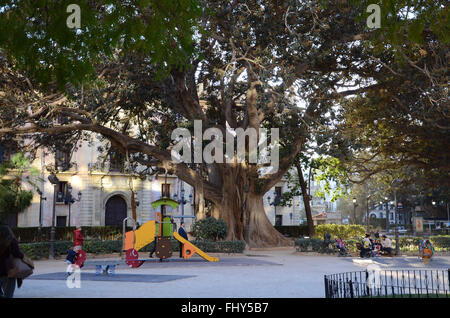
[[1, 1, 446, 246]]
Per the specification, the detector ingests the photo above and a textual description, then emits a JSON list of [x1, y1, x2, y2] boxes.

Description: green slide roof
[[151, 197, 179, 209]]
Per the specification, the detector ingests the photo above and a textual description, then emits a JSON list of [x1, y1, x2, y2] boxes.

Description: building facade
[[5, 133, 304, 230]]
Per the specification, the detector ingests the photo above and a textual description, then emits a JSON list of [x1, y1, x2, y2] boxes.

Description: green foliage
[[191, 217, 228, 241], [0, 0, 202, 89], [0, 153, 40, 223], [279, 156, 349, 208], [310, 157, 349, 202], [294, 238, 334, 254], [13, 226, 132, 243], [19, 239, 245, 260], [296, 235, 450, 255], [314, 224, 366, 240]]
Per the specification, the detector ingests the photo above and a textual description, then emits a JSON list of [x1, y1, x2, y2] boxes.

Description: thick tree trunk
[[296, 162, 315, 236], [212, 166, 290, 247]]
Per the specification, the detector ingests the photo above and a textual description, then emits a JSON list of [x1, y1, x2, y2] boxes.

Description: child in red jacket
[[73, 227, 84, 252], [65, 227, 84, 265]]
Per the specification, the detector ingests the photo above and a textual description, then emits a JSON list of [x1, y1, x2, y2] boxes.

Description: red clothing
[[73, 229, 84, 247]]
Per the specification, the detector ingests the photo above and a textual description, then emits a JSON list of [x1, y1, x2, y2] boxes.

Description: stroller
[[335, 239, 350, 257], [356, 240, 374, 258]]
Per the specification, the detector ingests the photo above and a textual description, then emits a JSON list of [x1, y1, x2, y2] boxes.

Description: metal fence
[[324, 269, 450, 298]]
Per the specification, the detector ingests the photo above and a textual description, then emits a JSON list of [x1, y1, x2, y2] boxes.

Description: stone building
[[3, 133, 303, 230]]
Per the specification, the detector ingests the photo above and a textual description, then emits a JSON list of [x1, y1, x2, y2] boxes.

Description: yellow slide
[[124, 220, 156, 251], [173, 232, 219, 262]]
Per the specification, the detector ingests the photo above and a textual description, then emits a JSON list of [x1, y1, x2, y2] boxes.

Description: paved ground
[[13, 249, 450, 298]]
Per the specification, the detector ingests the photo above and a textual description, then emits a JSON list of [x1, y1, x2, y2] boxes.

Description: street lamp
[[36, 188, 46, 241], [173, 187, 193, 224], [352, 198, 358, 224], [48, 173, 59, 259], [392, 178, 401, 256], [65, 184, 82, 227], [384, 196, 389, 233], [366, 195, 371, 232]]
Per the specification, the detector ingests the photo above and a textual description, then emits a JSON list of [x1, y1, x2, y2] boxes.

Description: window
[[162, 183, 171, 198], [56, 216, 67, 227], [56, 181, 69, 203], [109, 148, 124, 172], [0, 143, 16, 164], [55, 149, 71, 171], [274, 187, 282, 205]]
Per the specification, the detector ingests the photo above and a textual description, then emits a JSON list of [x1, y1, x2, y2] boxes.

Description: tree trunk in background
[[194, 184, 206, 220], [296, 162, 315, 236]]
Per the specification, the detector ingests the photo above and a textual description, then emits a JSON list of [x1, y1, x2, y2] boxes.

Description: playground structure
[[122, 197, 219, 268], [71, 192, 219, 275]]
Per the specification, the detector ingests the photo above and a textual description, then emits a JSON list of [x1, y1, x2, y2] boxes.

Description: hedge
[[295, 235, 450, 254], [294, 238, 335, 254], [19, 239, 246, 260], [11, 226, 133, 243], [314, 224, 366, 240], [274, 225, 309, 237]]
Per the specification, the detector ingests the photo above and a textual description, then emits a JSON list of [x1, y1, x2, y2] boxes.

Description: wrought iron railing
[[324, 269, 450, 298]]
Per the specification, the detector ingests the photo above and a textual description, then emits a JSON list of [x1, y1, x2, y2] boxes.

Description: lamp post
[[352, 198, 358, 224], [65, 184, 82, 227], [36, 188, 46, 241], [48, 174, 59, 259], [384, 196, 389, 233], [393, 180, 402, 256], [366, 195, 371, 232], [447, 202, 449, 232], [173, 187, 193, 224]]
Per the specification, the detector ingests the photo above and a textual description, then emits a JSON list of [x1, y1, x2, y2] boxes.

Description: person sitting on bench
[[381, 235, 393, 256]]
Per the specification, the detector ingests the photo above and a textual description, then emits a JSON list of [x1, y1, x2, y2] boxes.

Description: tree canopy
[[0, 0, 448, 246]]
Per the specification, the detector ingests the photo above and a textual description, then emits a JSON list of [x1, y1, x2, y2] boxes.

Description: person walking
[[178, 222, 188, 258], [0, 225, 24, 298], [73, 226, 84, 252]]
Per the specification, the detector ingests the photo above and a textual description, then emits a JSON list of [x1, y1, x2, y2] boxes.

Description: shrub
[[12, 226, 133, 243], [315, 224, 366, 240], [19, 239, 246, 260], [294, 238, 334, 254], [191, 217, 228, 241], [429, 235, 450, 249]]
